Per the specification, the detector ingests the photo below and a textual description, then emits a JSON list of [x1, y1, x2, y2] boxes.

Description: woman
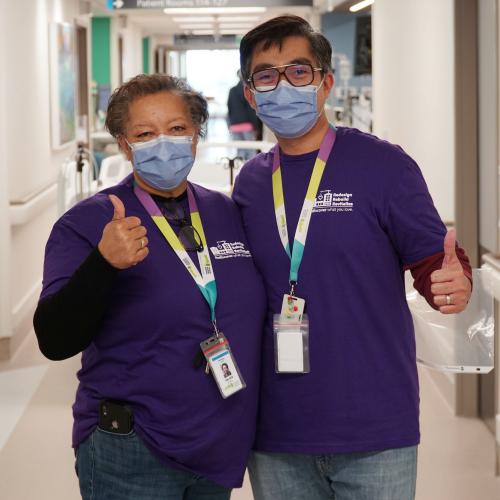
[[33, 74, 266, 499]]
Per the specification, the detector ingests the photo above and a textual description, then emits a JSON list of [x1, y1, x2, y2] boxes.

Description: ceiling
[[92, 5, 314, 38], [325, 0, 372, 13], [88, 1, 370, 38]]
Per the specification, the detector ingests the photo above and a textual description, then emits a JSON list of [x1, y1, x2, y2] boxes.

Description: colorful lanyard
[[272, 126, 337, 287], [134, 184, 218, 324]]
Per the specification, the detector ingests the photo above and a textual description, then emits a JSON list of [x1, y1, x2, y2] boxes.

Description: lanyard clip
[[212, 320, 221, 338], [289, 281, 297, 297]]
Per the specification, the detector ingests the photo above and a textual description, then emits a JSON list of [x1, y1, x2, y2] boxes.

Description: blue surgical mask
[[127, 135, 194, 191], [254, 80, 324, 139]]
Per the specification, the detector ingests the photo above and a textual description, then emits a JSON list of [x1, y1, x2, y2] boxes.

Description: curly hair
[[105, 74, 209, 138]]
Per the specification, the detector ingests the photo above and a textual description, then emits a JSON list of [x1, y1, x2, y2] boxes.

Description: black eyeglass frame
[[248, 63, 324, 93]]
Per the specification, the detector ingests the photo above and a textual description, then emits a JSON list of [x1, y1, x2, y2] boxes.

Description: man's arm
[[406, 229, 472, 313]]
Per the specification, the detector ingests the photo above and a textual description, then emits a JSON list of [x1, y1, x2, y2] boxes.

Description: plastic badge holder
[[407, 269, 494, 374], [273, 314, 310, 374]]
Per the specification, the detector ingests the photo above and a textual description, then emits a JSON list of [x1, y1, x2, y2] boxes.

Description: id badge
[[200, 333, 246, 399], [280, 294, 305, 323], [273, 314, 310, 373]]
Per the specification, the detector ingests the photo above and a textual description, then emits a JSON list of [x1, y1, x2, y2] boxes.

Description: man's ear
[[244, 84, 257, 111], [118, 136, 133, 162], [322, 71, 335, 99]]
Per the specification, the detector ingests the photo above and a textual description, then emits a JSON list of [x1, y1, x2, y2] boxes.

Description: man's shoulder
[[337, 127, 409, 159], [238, 150, 273, 181], [336, 127, 418, 178]]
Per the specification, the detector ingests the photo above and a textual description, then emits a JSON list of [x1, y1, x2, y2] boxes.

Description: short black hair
[[239, 15, 333, 83], [106, 73, 208, 138]]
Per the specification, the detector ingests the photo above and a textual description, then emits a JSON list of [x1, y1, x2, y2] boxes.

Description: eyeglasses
[[249, 63, 323, 92], [161, 199, 204, 253]]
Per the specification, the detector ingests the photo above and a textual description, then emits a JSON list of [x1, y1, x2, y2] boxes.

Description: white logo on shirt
[[210, 241, 252, 260], [312, 190, 354, 213]]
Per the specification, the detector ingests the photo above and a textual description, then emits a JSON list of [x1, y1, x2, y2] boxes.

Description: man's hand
[[98, 195, 149, 269], [430, 229, 472, 314]]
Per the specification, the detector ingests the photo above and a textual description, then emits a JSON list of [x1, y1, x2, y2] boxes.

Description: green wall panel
[[92, 17, 111, 86], [142, 37, 150, 74]]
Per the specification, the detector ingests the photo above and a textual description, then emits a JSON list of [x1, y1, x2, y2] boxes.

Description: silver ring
[[446, 294, 451, 305]]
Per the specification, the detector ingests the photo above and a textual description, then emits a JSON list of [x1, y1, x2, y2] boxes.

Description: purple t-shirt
[[40, 175, 266, 488], [232, 127, 447, 454]]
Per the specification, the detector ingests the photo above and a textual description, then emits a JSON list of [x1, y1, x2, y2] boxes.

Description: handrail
[[197, 140, 275, 150], [9, 183, 57, 226]]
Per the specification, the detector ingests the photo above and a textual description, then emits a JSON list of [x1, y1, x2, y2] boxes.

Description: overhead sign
[[109, 0, 313, 9]]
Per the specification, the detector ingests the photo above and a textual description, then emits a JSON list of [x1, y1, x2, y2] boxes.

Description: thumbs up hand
[[98, 195, 149, 269], [430, 229, 472, 314]]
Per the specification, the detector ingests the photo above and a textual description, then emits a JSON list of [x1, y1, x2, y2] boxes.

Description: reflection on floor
[[0, 332, 499, 500]]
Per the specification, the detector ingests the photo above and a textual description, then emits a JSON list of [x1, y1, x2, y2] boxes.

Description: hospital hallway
[[0, 333, 499, 500], [2, 0, 500, 498]]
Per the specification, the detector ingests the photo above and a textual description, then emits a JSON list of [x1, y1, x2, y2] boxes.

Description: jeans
[[75, 428, 231, 500], [248, 446, 417, 500]]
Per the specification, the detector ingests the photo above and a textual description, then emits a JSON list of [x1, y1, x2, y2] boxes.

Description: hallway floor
[[0, 332, 499, 500]]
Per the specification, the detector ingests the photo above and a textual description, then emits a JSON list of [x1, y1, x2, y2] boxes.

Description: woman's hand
[[98, 195, 149, 269]]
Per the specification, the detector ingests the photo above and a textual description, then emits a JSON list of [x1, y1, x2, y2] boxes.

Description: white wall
[[0, 0, 83, 350], [478, 0, 498, 254], [0, 1, 12, 345], [372, 0, 455, 223], [110, 16, 144, 91]]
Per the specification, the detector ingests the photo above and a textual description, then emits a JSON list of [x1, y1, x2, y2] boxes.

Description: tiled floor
[[0, 332, 499, 500]]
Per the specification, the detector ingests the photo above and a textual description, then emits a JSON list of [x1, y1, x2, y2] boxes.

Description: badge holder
[[201, 329, 246, 399], [273, 314, 310, 374]]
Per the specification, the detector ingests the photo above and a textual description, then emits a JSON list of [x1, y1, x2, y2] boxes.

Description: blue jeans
[[248, 446, 417, 500], [75, 428, 231, 500]]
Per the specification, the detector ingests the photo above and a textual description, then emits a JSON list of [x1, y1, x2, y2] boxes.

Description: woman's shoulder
[[56, 175, 135, 231], [190, 182, 236, 209]]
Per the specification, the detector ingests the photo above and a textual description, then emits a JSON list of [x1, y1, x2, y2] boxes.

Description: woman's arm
[[33, 248, 118, 360], [34, 193, 149, 360]]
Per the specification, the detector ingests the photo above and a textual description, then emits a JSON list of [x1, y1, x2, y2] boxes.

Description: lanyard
[[272, 126, 337, 288], [134, 183, 218, 324]]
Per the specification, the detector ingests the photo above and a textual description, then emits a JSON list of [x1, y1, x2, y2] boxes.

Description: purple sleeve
[[41, 194, 112, 300], [383, 156, 447, 266]]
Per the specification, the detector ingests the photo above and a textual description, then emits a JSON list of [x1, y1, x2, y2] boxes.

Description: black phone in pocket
[[98, 400, 134, 434]]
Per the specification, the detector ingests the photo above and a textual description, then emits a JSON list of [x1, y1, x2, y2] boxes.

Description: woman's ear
[[192, 133, 199, 160], [117, 136, 133, 162]]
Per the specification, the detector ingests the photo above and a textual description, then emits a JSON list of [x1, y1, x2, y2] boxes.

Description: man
[[232, 15, 472, 500], [227, 71, 262, 160]]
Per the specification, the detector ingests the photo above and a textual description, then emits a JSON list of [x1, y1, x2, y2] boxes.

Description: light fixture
[[216, 16, 260, 22], [218, 23, 254, 29], [179, 24, 214, 30], [349, 0, 374, 12], [164, 7, 266, 15], [219, 29, 248, 35], [172, 16, 215, 23], [191, 29, 217, 35]]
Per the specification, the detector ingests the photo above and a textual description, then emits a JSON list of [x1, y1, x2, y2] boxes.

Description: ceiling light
[[349, 0, 374, 12], [218, 23, 254, 29], [219, 29, 248, 35], [164, 7, 266, 15], [217, 16, 260, 22], [172, 16, 215, 23], [179, 24, 214, 30], [191, 29, 216, 35]]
